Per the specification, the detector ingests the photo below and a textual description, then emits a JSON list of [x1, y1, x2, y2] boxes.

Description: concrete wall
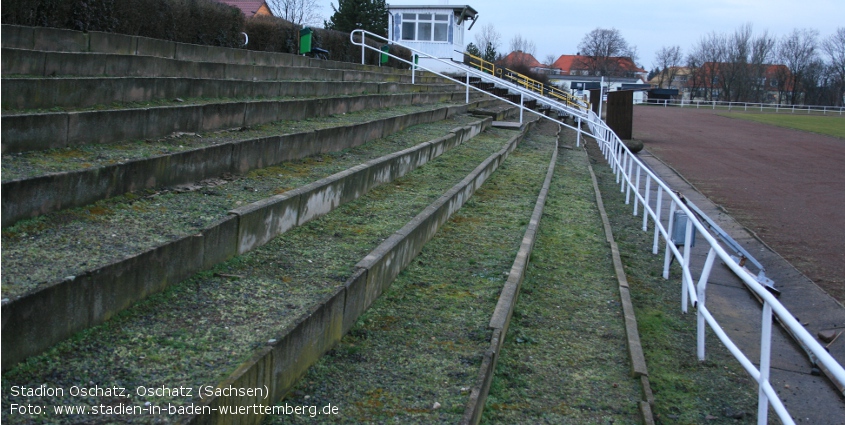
[[182, 117, 533, 425], [1, 117, 492, 370]]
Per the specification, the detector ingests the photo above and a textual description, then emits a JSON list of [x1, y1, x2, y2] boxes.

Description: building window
[[401, 13, 449, 42]]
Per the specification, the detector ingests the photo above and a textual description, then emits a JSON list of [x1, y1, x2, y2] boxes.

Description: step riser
[[1, 24, 414, 74], [1, 91, 485, 154], [189, 124, 532, 424], [0, 116, 494, 371], [2, 48, 443, 84], [2, 77, 460, 110]]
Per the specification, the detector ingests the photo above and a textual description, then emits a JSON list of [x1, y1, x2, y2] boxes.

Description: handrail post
[[361, 32, 365, 65], [519, 92, 524, 124], [643, 177, 651, 231], [653, 188, 663, 254], [758, 302, 773, 425], [466, 71, 470, 104], [633, 165, 641, 216], [576, 117, 581, 147], [663, 201, 677, 279], [697, 247, 717, 360], [681, 216, 694, 313]]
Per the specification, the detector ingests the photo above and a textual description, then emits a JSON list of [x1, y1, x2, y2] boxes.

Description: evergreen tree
[[324, 0, 388, 37], [466, 42, 481, 57]]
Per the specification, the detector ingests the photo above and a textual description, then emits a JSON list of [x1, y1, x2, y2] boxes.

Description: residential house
[[547, 54, 648, 102], [217, 0, 274, 18], [387, 4, 479, 72], [685, 62, 791, 103]]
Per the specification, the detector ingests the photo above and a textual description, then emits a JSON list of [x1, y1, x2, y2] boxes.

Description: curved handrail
[[583, 107, 845, 425], [349, 29, 591, 122]]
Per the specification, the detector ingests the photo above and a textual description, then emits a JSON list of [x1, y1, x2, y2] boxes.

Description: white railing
[[583, 107, 845, 425], [349, 29, 591, 131], [638, 98, 845, 115], [349, 28, 845, 424]]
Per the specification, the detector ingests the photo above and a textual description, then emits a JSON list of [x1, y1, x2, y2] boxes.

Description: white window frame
[[401, 12, 450, 42]]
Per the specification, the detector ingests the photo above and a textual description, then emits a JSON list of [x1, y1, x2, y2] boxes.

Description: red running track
[[632, 106, 845, 303]]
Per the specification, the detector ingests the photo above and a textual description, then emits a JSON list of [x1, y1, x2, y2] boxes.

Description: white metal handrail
[[639, 98, 845, 115], [349, 28, 845, 423], [583, 107, 845, 425], [349, 30, 591, 128]]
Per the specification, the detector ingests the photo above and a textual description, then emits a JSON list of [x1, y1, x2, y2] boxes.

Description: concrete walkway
[[637, 149, 845, 424]]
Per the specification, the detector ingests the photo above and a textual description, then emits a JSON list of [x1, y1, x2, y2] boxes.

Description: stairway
[[1, 25, 654, 425]]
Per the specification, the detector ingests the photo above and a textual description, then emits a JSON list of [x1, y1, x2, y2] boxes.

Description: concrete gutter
[[587, 160, 655, 424]]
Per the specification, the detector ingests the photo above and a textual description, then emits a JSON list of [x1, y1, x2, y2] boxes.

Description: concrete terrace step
[[259, 117, 552, 424], [2, 99, 505, 227], [1, 48, 448, 84], [1, 111, 507, 369], [1, 120, 527, 425], [0, 76, 461, 111], [1, 91, 490, 154]]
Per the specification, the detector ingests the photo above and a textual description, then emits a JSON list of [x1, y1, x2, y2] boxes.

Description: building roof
[[498, 51, 543, 69], [551, 54, 645, 74], [216, 0, 273, 17]]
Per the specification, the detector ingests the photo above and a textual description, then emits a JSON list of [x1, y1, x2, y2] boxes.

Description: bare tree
[[544, 54, 557, 67], [653, 45, 682, 88], [822, 28, 845, 106], [474, 23, 501, 62], [778, 28, 819, 104], [509, 33, 536, 57], [577, 27, 637, 77], [267, 0, 322, 27]]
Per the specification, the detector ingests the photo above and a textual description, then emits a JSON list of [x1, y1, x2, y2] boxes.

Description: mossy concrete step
[[2, 99, 507, 227], [1, 90, 490, 154], [1, 47, 447, 84], [1, 76, 461, 110], [1, 123, 524, 425], [1, 113, 496, 370], [263, 118, 550, 425], [1, 24, 417, 76]]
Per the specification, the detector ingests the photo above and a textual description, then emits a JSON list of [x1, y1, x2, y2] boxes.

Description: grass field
[[719, 112, 845, 139]]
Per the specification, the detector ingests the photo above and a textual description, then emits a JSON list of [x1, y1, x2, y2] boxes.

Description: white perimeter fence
[[638, 98, 845, 115], [350, 29, 845, 425]]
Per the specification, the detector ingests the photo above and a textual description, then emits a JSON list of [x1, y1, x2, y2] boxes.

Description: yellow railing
[[462, 51, 590, 112]]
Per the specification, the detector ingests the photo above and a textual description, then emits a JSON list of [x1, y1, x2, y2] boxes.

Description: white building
[[387, 4, 478, 73]]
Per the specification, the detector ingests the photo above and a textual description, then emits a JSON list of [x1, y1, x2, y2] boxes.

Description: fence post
[[633, 165, 641, 216], [681, 217, 694, 313], [643, 177, 651, 231], [576, 117, 581, 147], [697, 247, 717, 361], [519, 92, 524, 124], [653, 188, 663, 255], [758, 302, 773, 425], [361, 32, 366, 65], [663, 202, 677, 279], [466, 71, 470, 104]]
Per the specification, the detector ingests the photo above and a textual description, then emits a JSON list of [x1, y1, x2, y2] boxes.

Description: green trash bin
[[299, 27, 312, 55], [380, 45, 390, 65]]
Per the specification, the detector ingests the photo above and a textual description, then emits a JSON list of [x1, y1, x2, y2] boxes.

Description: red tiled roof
[[498, 51, 543, 69], [216, 0, 271, 17], [552, 54, 644, 74]]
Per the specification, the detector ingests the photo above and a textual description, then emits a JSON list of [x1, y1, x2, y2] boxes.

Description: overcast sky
[[314, 0, 844, 70]]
